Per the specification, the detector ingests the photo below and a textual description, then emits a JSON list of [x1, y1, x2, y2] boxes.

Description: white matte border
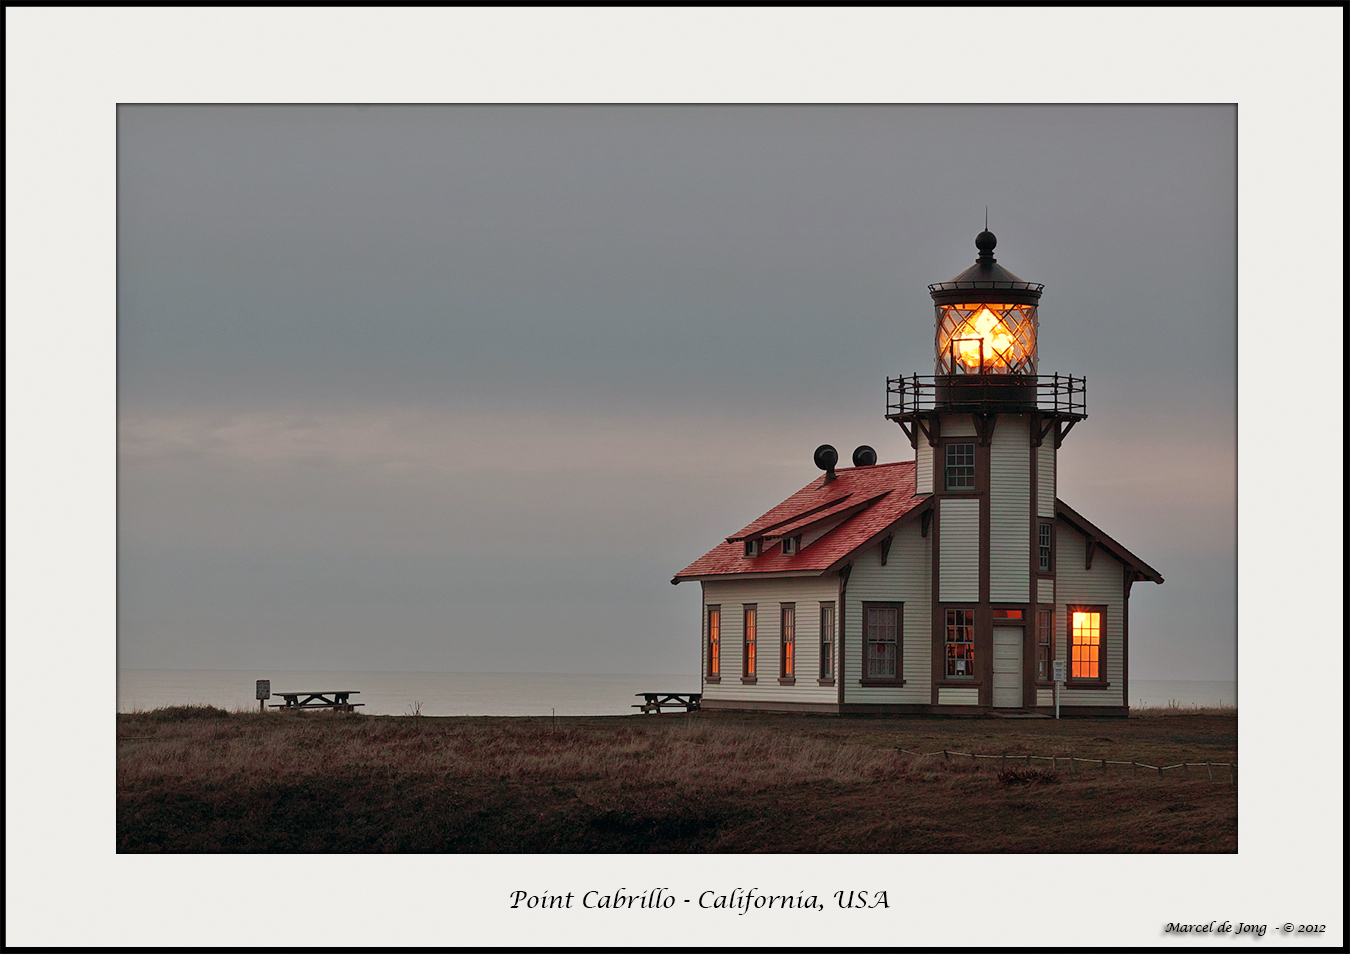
[[5, 7, 1343, 949]]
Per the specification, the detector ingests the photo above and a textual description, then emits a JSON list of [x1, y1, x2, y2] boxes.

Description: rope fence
[[896, 748, 1236, 782]]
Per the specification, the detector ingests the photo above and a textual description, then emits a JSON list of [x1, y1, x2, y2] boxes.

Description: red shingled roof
[[673, 460, 926, 581]]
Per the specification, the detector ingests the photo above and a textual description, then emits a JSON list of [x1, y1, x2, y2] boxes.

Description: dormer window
[[782, 535, 799, 555], [744, 539, 760, 558]]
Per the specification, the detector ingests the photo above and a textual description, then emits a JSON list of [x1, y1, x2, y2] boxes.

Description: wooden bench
[[269, 691, 363, 712], [633, 692, 701, 713]]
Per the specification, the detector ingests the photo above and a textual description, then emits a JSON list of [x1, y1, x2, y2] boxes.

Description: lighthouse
[[889, 229, 1087, 709], [673, 229, 1162, 715]]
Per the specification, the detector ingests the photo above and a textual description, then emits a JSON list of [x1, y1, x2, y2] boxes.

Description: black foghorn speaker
[[813, 444, 838, 473], [852, 445, 877, 467]]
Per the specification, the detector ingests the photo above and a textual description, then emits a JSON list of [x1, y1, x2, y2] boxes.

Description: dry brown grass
[[1132, 700, 1238, 717], [118, 707, 1237, 853]]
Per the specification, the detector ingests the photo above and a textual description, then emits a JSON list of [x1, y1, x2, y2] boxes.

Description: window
[[780, 604, 795, 680], [992, 608, 1023, 619], [744, 539, 760, 558], [861, 602, 903, 683], [1038, 521, 1054, 572], [819, 602, 835, 679], [945, 608, 975, 678], [945, 442, 976, 490], [1036, 609, 1052, 681], [1069, 607, 1106, 684], [782, 535, 799, 555], [742, 605, 757, 681], [706, 605, 720, 680]]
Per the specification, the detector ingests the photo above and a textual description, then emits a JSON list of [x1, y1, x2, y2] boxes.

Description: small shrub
[[997, 768, 1058, 786], [146, 705, 231, 722]]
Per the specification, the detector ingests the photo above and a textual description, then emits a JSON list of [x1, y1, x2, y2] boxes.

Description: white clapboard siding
[[939, 498, 980, 601], [1037, 440, 1056, 518], [1037, 688, 1055, 707], [1038, 577, 1054, 605], [843, 521, 931, 705], [1054, 522, 1125, 707], [942, 414, 976, 437], [699, 575, 841, 705], [915, 442, 933, 495], [938, 687, 979, 705], [989, 416, 1030, 602]]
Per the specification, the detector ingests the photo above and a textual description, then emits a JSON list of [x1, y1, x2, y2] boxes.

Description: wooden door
[[992, 626, 1024, 708]]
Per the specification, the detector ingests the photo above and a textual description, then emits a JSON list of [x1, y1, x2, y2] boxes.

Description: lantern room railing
[[886, 373, 1087, 418], [927, 280, 1045, 294]]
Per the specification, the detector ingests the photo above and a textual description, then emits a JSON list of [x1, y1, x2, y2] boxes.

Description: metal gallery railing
[[886, 373, 1087, 418]]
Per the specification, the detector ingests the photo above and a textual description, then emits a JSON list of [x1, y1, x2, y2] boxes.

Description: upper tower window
[[945, 442, 976, 490]]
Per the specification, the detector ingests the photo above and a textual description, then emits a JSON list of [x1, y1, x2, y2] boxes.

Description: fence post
[[1206, 762, 1213, 782], [943, 749, 949, 761]]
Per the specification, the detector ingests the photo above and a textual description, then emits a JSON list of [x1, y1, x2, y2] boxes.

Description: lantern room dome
[[929, 230, 1044, 306]]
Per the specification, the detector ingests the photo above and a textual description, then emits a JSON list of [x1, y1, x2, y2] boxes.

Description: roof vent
[[814, 444, 838, 482], [852, 445, 877, 467]]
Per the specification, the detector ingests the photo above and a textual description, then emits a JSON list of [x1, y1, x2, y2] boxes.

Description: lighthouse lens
[[936, 302, 1037, 374]]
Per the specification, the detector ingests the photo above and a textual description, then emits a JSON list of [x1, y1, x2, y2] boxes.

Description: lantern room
[[928, 230, 1042, 376], [887, 228, 1085, 437]]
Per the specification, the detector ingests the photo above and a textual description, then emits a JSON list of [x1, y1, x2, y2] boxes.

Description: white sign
[[256, 679, 271, 700], [1052, 660, 1066, 683]]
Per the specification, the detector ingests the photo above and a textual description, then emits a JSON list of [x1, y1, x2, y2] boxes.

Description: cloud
[[121, 402, 826, 479]]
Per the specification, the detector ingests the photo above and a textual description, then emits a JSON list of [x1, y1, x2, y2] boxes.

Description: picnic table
[[633, 692, 701, 713], [269, 690, 363, 712]]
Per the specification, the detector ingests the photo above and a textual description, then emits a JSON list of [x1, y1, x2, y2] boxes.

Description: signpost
[[1052, 660, 1065, 719], [256, 679, 270, 713]]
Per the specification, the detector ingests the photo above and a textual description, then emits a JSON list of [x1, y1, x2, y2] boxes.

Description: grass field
[[117, 706, 1237, 853]]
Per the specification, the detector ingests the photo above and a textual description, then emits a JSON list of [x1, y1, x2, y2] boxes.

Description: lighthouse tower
[[887, 230, 1085, 709], [674, 226, 1159, 716]]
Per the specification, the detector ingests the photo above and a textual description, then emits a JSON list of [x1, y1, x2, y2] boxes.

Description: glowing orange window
[[1071, 610, 1102, 679], [743, 605, 757, 678], [707, 606, 720, 678]]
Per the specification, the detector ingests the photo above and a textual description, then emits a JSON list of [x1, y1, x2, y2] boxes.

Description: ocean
[[117, 669, 1236, 716]]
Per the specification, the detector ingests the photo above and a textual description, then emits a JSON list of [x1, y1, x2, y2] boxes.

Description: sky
[[115, 104, 1238, 680], [7, 8, 1343, 951]]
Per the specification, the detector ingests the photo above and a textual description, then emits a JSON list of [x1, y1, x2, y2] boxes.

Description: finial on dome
[[975, 228, 997, 263]]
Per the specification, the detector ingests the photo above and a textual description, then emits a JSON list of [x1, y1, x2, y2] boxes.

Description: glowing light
[[952, 306, 1016, 369], [937, 302, 1036, 374]]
